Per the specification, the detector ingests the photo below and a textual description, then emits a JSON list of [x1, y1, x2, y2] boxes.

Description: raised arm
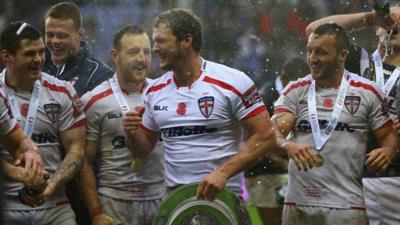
[[305, 6, 400, 37], [40, 126, 85, 199], [123, 110, 160, 158], [196, 110, 277, 201]]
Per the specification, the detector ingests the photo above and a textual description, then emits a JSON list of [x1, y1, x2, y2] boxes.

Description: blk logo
[[154, 105, 168, 111]]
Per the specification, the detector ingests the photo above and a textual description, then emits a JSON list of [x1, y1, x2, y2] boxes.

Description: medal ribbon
[[372, 49, 400, 97], [1, 71, 42, 138], [307, 71, 350, 151], [109, 74, 131, 114]]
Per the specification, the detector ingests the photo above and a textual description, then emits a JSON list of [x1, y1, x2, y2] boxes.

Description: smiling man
[[273, 23, 399, 225], [305, 5, 400, 225], [43, 2, 113, 97], [123, 9, 278, 204], [79, 25, 165, 225], [0, 21, 85, 225]]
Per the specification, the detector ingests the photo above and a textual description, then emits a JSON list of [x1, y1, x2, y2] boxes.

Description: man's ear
[[110, 48, 118, 62], [180, 34, 193, 49], [338, 49, 349, 63], [78, 28, 84, 39], [1, 50, 13, 64]]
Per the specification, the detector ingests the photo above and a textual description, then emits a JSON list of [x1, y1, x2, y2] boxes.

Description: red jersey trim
[[6, 123, 20, 136], [283, 80, 312, 96], [242, 105, 267, 120], [284, 202, 296, 206], [349, 80, 383, 102], [350, 206, 366, 211], [284, 202, 366, 211], [42, 80, 72, 99], [203, 76, 242, 97], [68, 118, 86, 130], [83, 88, 113, 112], [375, 120, 393, 131], [55, 199, 70, 206], [173, 71, 203, 89], [274, 107, 294, 114], [146, 79, 172, 95]]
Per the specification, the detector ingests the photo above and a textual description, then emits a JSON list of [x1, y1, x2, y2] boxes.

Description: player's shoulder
[[348, 72, 384, 100], [202, 60, 255, 93], [80, 80, 112, 109], [282, 74, 313, 96], [41, 72, 76, 96], [145, 72, 173, 96]]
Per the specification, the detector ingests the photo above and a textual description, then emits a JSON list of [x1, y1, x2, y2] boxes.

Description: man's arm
[[77, 140, 115, 225], [272, 111, 317, 172], [196, 110, 277, 201], [305, 6, 400, 37], [366, 124, 400, 174], [0, 127, 43, 179], [39, 126, 85, 199], [1, 159, 47, 188], [123, 110, 160, 158]]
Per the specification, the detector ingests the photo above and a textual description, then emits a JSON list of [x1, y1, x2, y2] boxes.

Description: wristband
[[90, 206, 102, 219]]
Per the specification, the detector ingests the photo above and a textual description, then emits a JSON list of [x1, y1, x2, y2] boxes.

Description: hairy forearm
[[217, 130, 277, 178], [50, 150, 83, 190], [1, 159, 24, 181], [1, 128, 27, 157], [126, 129, 156, 158], [78, 159, 102, 216]]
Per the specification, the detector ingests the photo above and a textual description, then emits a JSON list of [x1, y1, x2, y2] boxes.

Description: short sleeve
[[273, 80, 301, 115], [230, 72, 266, 120], [57, 81, 86, 131], [81, 92, 101, 141], [0, 85, 18, 136], [141, 94, 159, 132], [368, 84, 392, 130]]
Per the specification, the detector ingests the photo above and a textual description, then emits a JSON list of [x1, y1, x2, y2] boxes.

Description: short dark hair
[[154, 9, 202, 52], [313, 23, 350, 53], [1, 21, 42, 55], [46, 2, 82, 30], [113, 25, 146, 50]]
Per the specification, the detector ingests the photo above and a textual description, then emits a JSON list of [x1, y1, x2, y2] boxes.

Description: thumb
[[136, 106, 145, 116]]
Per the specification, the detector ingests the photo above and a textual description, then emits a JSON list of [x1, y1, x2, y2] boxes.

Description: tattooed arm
[[39, 125, 85, 199]]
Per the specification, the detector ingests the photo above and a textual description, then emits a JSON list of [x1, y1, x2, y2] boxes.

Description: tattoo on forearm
[[52, 151, 83, 188]]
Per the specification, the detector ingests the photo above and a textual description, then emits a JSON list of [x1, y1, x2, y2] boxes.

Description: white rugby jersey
[[142, 59, 266, 195], [0, 82, 18, 136], [0, 70, 86, 210], [274, 71, 391, 209], [81, 77, 165, 201]]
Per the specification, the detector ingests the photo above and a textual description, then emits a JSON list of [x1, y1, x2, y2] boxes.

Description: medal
[[314, 153, 325, 167], [131, 158, 144, 172], [308, 71, 350, 165]]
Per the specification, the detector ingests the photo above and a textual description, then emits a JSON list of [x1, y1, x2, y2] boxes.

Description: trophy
[[18, 173, 49, 207], [153, 183, 251, 225]]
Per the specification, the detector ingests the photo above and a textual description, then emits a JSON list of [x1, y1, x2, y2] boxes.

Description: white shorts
[[363, 177, 400, 225], [245, 174, 287, 208], [3, 204, 76, 225], [282, 205, 368, 225], [100, 195, 162, 225]]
